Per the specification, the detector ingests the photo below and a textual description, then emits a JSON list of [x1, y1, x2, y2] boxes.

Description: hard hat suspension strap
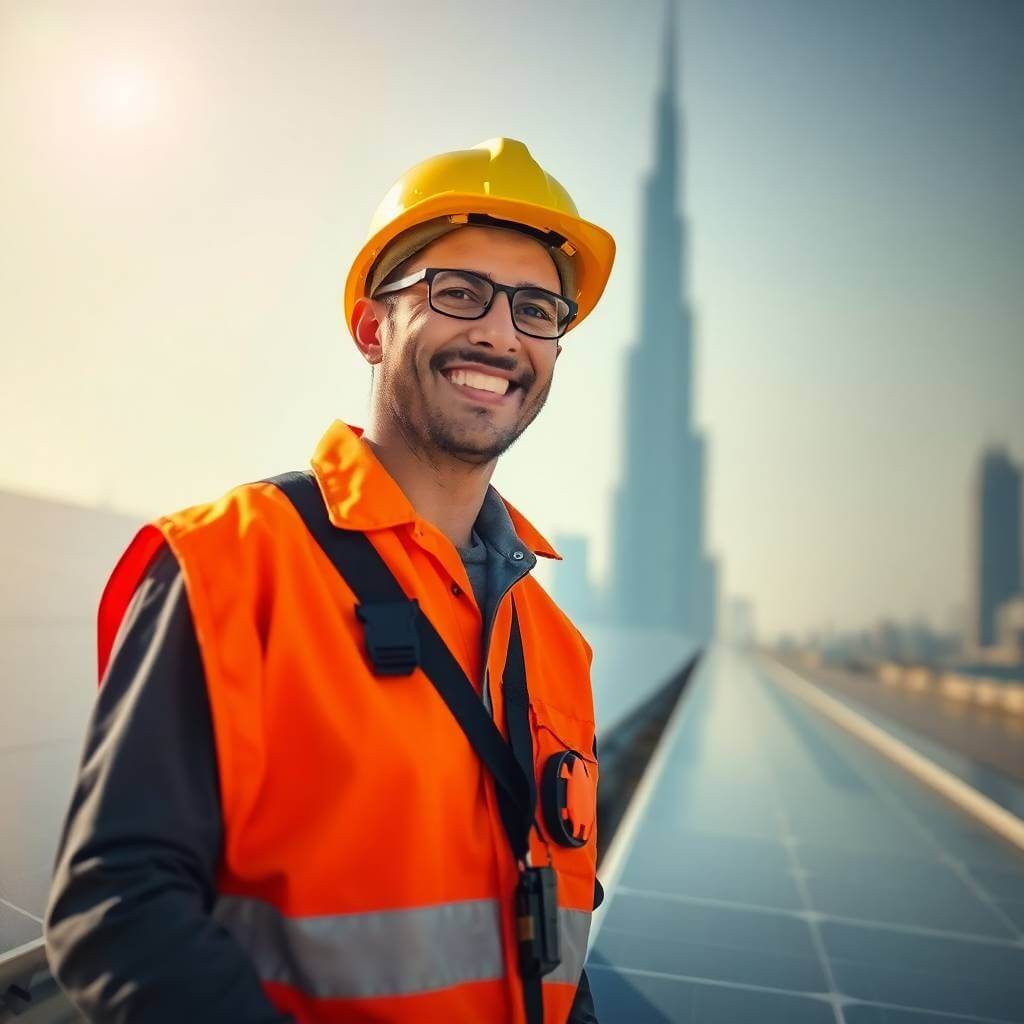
[[454, 213, 577, 256]]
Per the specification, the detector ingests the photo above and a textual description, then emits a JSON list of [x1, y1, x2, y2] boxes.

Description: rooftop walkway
[[587, 647, 1024, 1023]]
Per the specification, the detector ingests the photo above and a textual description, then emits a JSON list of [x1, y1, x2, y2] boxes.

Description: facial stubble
[[383, 352, 553, 466]]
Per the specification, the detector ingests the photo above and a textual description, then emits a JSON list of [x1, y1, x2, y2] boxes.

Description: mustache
[[430, 349, 535, 390]]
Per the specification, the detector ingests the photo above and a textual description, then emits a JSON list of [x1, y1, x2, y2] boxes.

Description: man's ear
[[352, 298, 384, 365]]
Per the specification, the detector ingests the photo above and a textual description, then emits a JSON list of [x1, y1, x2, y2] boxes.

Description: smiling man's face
[[359, 225, 564, 466]]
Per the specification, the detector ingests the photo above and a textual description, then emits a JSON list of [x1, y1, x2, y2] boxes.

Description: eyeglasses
[[372, 267, 578, 340]]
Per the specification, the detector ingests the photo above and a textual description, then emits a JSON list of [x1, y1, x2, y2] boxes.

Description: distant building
[[609, 1, 717, 640], [943, 603, 967, 660], [996, 595, 1024, 665], [802, 616, 961, 668], [549, 533, 596, 625], [724, 597, 756, 649], [874, 619, 903, 660], [972, 447, 1022, 650], [775, 633, 799, 654]]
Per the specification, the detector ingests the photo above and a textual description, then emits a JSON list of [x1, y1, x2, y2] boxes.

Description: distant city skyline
[[3, 0, 1022, 639], [973, 447, 1023, 651]]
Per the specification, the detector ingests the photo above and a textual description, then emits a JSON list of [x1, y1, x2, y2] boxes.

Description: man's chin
[[428, 419, 520, 464]]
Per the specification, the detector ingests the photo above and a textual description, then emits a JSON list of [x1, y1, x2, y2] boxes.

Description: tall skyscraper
[[973, 446, 1023, 648], [610, 1, 717, 639], [550, 532, 596, 624]]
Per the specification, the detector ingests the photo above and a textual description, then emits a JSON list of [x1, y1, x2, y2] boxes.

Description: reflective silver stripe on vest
[[544, 908, 592, 987], [213, 895, 504, 999]]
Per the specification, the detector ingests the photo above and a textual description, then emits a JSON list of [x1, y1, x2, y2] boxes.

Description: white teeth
[[446, 369, 510, 395]]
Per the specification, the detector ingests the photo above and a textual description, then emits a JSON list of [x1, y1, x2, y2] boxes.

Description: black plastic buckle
[[515, 866, 561, 979], [541, 750, 591, 848], [355, 599, 420, 676]]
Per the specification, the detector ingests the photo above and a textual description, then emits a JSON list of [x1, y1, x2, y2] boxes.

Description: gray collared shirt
[[456, 485, 538, 711]]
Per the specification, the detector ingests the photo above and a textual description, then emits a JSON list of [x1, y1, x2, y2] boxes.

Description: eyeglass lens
[[429, 270, 569, 339]]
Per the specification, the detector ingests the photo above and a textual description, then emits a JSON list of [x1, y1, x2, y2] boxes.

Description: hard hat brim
[[344, 193, 616, 339]]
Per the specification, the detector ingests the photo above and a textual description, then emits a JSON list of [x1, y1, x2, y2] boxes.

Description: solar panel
[[587, 647, 1024, 1023], [587, 625, 699, 737], [0, 492, 137, 955]]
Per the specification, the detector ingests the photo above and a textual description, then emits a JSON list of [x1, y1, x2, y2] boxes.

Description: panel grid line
[[587, 962, 1014, 1024], [752, 666, 847, 1024], [615, 883, 1024, 949], [765, 659, 1024, 944], [0, 897, 43, 925]]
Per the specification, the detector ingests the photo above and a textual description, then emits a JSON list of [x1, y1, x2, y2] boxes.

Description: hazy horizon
[[3, 0, 1022, 641]]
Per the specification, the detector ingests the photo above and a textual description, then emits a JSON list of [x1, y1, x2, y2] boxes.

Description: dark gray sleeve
[[567, 877, 604, 1023], [568, 968, 599, 1024], [44, 543, 292, 1024]]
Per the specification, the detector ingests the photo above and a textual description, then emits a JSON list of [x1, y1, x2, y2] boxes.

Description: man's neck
[[360, 420, 496, 550]]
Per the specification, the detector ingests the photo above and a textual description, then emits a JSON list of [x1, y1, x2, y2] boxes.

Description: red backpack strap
[[97, 523, 168, 685]]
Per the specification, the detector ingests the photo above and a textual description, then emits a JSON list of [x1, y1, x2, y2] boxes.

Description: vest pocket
[[529, 698, 599, 861]]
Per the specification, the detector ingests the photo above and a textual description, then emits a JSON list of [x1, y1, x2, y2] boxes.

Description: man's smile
[[436, 361, 526, 408]]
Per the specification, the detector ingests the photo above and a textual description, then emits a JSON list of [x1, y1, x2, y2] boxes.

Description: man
[[45, 137, 616, 1024]]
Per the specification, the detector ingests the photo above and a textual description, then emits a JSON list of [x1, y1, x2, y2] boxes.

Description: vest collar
[[309, 420, 561, 560]]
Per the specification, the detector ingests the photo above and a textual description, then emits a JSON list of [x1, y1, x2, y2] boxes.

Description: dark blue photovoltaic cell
[[800, 844, 1015, 936], [596, 892, 827, 992], [619, 828, 802, 910], [586, 963, 835, 1024], [1001, 901, 1024, 931], [822, 920, 1024, 1020], [844, 1007, 997, 1024], [588, 648, 1024, 1024]]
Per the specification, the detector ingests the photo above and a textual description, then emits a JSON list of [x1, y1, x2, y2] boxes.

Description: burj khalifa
[[610, 1, 717, 641]]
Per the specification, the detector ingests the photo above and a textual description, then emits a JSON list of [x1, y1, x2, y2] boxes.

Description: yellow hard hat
[[344, 138, 616, 338]]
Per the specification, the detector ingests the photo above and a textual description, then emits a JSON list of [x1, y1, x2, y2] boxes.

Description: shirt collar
[[309, 420, 561, 560]]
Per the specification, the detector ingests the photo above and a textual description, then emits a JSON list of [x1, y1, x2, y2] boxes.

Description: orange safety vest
[[96, 420, 599, 1024]]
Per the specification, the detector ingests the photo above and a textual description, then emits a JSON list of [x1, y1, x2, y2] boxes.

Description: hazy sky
[[2, 0, 1022, 639]]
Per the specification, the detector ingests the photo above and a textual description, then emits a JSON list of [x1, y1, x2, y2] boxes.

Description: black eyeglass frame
[[372, 267, 579, 340]]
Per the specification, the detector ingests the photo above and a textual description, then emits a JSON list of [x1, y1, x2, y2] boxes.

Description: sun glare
[[92, 66, 158, 127]]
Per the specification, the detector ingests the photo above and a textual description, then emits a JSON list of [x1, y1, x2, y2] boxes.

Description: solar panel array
[[6, 502, 1024, 1024], [588, 625, 699, 737], [587, 648, 1024, 1023], [1, 492, 139, 955]]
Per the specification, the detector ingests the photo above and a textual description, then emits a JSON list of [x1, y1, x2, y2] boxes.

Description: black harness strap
[[503, 602, 537, 819], [263, 471, 546, 1022]]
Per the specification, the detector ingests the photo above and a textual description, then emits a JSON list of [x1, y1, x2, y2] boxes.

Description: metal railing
[[1, 939, 79, 1022]]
